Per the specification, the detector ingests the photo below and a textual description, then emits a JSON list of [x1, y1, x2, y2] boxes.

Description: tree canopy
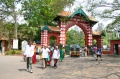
[[21, 0, 75, 27], [66, 29, 85, 47]]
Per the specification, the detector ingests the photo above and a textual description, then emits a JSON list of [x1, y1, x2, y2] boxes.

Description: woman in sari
[[60, 47, 65, 62], [32, 41, 37, 64]]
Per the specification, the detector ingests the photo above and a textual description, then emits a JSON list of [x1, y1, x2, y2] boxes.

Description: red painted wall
[[110, 40, 120, 54], [102, 51, 111, 54], [102, 40, 120, 54], [93, 35, 103, 48], [47, 32, 60, 46]]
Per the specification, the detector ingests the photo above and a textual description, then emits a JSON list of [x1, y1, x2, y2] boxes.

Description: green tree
[[21, 0, 75, 26], [17, 24, 39, 41], [75, 0, 120, 46], [75, 0, 120, 31], [1, 0, 22, 39], [0, 21, 15, 49], [66, 29, 85, 46]]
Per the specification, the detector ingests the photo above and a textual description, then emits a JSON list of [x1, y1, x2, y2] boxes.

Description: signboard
[[13, 39, 18, 49]]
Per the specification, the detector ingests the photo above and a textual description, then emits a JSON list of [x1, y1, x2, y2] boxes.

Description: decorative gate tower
[[41, 9, 103, 48]]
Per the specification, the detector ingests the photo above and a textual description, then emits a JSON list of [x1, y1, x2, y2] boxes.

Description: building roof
[[0, 34, 8, 40], [41, 25, 103, 36], [92, 31, 102, 35], [41, 25, 60, 32], [48, 26, 60, 32], [58, 9, 98, 23], [58, 11, 73, 17], [92, 31, 105, 36], [41, 25, 51, 31]]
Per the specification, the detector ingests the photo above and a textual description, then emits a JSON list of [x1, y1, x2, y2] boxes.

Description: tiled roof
[[41, 26, 60, 32], [58, 10, 98, 22], [92, 31, 102, 35], [58, 11, 72, 17], [0, 34, 8, 40], [48, 26, 60, 32], [41, 26, 103, 36], [41, 25, 51, 31], [88, 16, 98, 22]]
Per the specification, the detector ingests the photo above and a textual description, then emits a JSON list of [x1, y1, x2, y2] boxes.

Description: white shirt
[[21, 40, 28, 53], [41, 48, 50, 58], [52, 49, 60, 59], [24, 45, 35, 57]]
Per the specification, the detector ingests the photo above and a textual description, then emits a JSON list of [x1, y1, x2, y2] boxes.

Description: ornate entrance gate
[[41, 9, 103, 48]]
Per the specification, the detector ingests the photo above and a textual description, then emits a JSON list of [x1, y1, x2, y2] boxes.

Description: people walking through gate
[[24, 41, 35, 73], [41, 45, 50, 69], [96, 48, 102, 60], [60, 47, 65, 62], [52, 46, 60, 68], [92, 45, 98, 60], [21, 39, 28, 61]]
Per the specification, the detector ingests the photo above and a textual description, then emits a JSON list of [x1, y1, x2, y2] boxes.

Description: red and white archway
[[41, 9, 103, 48]]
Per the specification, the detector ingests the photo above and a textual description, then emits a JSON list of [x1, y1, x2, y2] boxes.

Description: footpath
[[0, 55, 120, 79]]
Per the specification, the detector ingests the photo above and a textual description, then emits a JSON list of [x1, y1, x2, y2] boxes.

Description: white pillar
[[2, 47, 5, 53], [60, 23, 66, 45], [43, 30, 48, 46]]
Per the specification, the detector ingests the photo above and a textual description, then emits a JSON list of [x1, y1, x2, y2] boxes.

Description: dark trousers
[[97, 55, 102, 58], [42, 58, 47, 68], [27, 57, 32, 70], [54, 59, 58, 67]]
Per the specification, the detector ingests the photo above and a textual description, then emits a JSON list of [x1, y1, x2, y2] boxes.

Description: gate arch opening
[[66, 25, 85, 47], [65, 22, 89, 46], [49, 36, 57, 46]]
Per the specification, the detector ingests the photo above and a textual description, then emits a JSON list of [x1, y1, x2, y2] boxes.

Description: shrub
[[5, 50, 22, 55]]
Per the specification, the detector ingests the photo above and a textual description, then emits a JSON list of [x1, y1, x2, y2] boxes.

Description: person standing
[[41, 45, 50, 69], [24, 41, 35, 73], [92, 45, 98, 60], [52, 46, 60, 68], [84, 46, 87, 57], [38, 46, 42, 59], [21, 39, 28, 61], [47, 46, 53, 66], [32, 41, 37, 64], [60, 47, 65, 62], [96, 48, 102, 60]]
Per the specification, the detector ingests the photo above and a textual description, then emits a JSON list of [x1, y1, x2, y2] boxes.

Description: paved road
[[0, 55, 120, 79]]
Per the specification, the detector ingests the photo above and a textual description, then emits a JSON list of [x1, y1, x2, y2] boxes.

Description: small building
[[110, 39, 120, 54], [0, 34, 8, 53], [102, 39, 120, 54]]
